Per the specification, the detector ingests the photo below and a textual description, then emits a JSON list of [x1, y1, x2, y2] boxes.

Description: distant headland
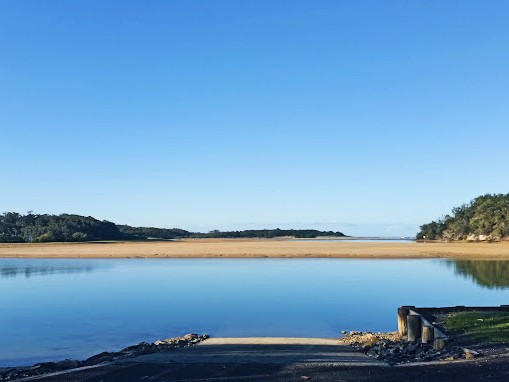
[[417, 193, 509, 242]]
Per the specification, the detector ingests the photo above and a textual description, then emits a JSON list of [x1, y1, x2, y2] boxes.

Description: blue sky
[[1, 1, 508, 236]]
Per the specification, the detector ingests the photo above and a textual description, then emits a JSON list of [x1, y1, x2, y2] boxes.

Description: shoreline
[[1, 239, 509, 259]]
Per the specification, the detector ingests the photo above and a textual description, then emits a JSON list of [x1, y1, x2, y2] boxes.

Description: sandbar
[[0, 239, 508, 259]]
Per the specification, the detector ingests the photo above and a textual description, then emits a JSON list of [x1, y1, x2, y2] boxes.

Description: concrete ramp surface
[[25, 337, 508, 381], [125, 337, 385, 366]]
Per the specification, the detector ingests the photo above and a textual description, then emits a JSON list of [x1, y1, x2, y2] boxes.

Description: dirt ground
[[1, 239, 509, 259]]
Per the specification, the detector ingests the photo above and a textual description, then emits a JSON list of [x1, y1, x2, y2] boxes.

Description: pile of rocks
[[0, 333, 209, 381], [153, 333, 206, 348], [340, 331, 400, 345], [341, 331, 480, 366]]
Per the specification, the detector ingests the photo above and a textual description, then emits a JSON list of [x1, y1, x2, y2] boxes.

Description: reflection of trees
[[1, 265, 94, 278], [447, 260, 509, 289]]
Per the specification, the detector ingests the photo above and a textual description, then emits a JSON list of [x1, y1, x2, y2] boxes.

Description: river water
[[1, 258, 508, 366]]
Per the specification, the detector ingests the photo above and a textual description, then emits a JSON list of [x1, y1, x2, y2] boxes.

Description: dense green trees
[[0, 212, 122, 242], [117, 225, 191, 240], [0, 212, 191, 242], [196, 228, 345, 239], [0, 212, 345, 242], [417, 194, 509, 241]]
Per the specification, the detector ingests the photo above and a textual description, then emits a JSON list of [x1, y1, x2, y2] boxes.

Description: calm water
[[1, 258, 508, 366]]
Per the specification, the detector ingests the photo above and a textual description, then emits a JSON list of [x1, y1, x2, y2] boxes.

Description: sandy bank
[[0, 239, 509, 259]]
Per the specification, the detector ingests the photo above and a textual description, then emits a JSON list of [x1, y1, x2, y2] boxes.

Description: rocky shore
[[341, 331, 481, 366], [0, 333, 209, 381]]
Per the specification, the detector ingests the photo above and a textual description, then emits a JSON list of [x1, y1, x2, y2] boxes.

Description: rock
[[365, 334, 378, 345], [122, 342, 152, 352], [342, 329, 480, 366], [83, 351, 117, 366], [55, 359, 80, 369], [463, 348, 481, 359], [341, 330, 347, 334], [407, 343, 419, 354], [32, 362, 57, 369]]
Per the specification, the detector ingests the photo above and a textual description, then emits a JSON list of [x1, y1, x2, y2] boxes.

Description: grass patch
[[443, 311, 509, 343]]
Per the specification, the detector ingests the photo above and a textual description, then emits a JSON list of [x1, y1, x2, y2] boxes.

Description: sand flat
[[0, 239, 508, 259]]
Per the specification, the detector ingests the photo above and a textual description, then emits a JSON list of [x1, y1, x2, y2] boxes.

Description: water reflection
[[0, 263, 96, 278], [447, 260, 509, 289]]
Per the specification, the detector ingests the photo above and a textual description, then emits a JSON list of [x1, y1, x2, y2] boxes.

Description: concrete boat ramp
[[18, 337, 509, 381], [24, 337, 387, 381], [124, 337, 384, 366]]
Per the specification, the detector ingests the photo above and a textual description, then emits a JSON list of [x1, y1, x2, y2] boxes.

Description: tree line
[[0, 212, 346, 242], [0, 212, 122, 243], [416, 194, 509, 241], [196, 228, 345, 239]]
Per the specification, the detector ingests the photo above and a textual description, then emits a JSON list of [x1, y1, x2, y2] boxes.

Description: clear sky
[[1, 1, 508, 236]]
